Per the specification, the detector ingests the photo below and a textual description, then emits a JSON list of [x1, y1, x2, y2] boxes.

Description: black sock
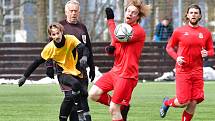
[[69, 110, 79, 121]]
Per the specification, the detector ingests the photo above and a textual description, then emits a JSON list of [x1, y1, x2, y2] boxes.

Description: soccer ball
[[114, 23, 133, 42]]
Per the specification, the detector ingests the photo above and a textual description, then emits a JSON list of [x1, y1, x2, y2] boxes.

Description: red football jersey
[[166, 25, 214, 73], [107, 19, 146, 80]]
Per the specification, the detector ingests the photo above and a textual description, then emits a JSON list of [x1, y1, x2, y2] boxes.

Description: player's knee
[[186, 101, 197, 114], [88, 91, 97, 101], [64, 93, 73, 102], [188, 100, 197, 108], [64, 90, 80, 102], [89, 85, 103, 101], [109, 107, 116, 116], [109, 105, 120, 117], [177, 99, 190, 107]]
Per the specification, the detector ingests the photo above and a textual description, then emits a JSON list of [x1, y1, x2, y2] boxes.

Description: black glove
[[46, 67, 54, 79], [105, 7, 114, 19], [105, 45, 115, 54], [80, 56, 88, 69], [18, 76, 27, 87], [89, 70, 95, 82], [46, 59, 54, 67]]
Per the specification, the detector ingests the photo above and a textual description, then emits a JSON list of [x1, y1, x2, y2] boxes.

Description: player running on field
[[88, 0, 151, 121], [18, 23, 89, 121], [45, 1, 95, 121], [160, 4, 214, 121]]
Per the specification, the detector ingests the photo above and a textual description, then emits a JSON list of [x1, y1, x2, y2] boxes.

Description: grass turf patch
[[0, 82, 214, 121]]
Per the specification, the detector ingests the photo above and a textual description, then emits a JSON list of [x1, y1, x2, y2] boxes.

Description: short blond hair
[[126, 0, 151, 23]]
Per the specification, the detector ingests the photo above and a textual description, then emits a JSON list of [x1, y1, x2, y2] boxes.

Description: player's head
[[65, 0, 80, 24], [125, 0, 151, 24], [184, 4, 202, 26], [48, 23, 64, 43]]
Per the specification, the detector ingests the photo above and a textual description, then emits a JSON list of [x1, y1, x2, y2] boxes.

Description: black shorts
[[57, 74, 81, 92]]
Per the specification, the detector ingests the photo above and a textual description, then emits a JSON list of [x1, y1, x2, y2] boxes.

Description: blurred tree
[[54, 0, 65, 22], [149, 0, 155, 40], [0, 0, 35, 42], [81, 0, 125, 42], [116, 0, 124, 23], [36, 0, 47, 42], [0, 2, 3, 42], [79, 0, 89, 23]]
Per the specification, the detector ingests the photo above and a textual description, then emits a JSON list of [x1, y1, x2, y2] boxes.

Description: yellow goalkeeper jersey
[[41, 35, 81, 76]]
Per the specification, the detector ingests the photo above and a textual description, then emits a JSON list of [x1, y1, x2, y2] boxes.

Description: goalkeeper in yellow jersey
[[18, 22, 89, 121]]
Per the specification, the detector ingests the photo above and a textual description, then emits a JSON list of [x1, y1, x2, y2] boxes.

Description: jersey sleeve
[[166, 30, 179, 60], [41, 43, 53, 60], [107, 19, 117, 46], [205, 32, 214, 57], [71, 35, 81, 47], [24, 56, 46, 78]]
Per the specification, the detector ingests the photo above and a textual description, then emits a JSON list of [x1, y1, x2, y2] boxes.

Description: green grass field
[[0, 82, 215, 121]]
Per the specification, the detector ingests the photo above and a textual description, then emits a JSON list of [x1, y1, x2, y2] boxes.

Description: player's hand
[[18, 76, 27, 87], [105, 7, 114, 20], [201, 47, 208, 58], [46, 67, 54, 79], [176, 56, 185, 66], [89, 70, 95, 82], [105, 45, 115, 54], [80, 56, 88, 69]]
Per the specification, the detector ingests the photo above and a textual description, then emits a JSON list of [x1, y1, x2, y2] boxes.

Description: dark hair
[[184, 4, 202, 23], [47, 23, 64, 36], [162, 16, 170, 21]]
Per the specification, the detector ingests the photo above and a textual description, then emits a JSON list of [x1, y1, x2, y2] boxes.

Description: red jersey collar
[[187, 24, 200, 29]]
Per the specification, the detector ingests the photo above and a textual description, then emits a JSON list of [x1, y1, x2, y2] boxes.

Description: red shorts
[[95, 71, 138, 106], [176, 73, 204, 104]]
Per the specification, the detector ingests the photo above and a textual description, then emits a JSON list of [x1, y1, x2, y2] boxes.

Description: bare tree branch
[[0, 0, 36, 27], [2, 0, 36, 18]]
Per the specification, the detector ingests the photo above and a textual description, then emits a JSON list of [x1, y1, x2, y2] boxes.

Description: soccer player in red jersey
[[160, 4, 214, 121], [88, 0, 151, 121]]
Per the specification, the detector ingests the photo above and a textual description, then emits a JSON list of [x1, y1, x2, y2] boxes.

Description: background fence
[[1, 42, 215, 81], [1, 0, 215, 42], [1, 0, 215, 81]]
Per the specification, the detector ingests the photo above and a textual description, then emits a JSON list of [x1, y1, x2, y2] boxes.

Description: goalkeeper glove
[[105, 7, 114, 19], [46, 67, 54, 79]]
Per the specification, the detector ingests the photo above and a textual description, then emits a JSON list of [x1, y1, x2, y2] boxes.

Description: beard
[[53, 37, 61, 43], [189, 18, 200, 26]]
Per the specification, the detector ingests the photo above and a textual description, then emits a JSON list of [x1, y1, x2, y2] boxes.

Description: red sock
[[96, 93, 111, 106], [182, 110, 193, 121], [164, 97, 177, 107], [112, 119, 123, 121]]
